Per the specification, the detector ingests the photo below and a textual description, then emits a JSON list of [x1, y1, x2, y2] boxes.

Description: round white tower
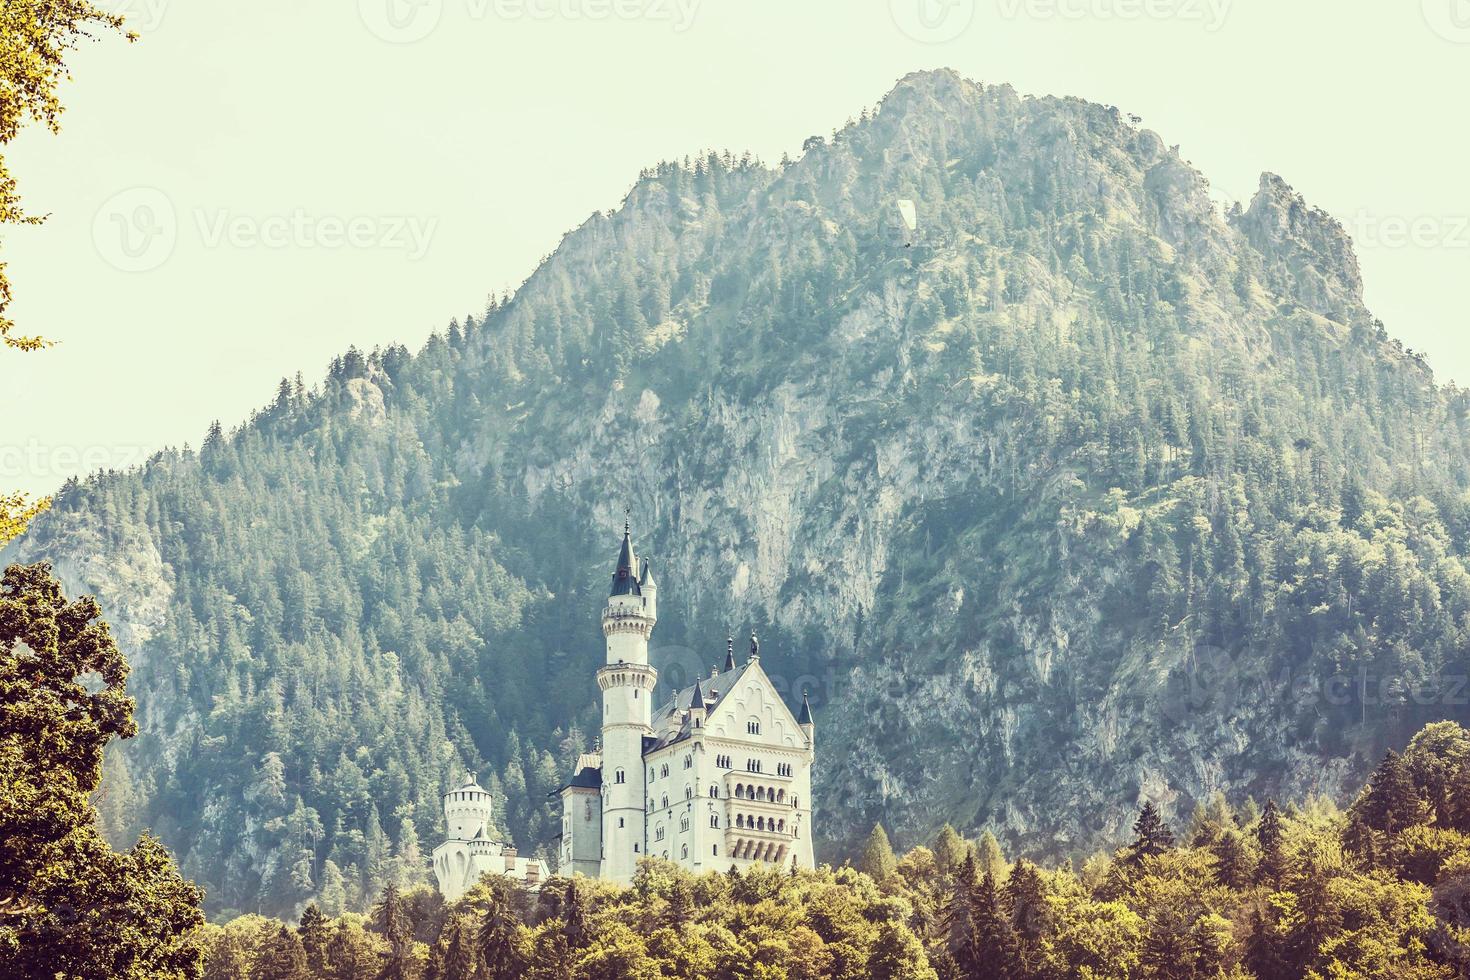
[[443, 772, 493, 841], [598, 521, 657, 884]]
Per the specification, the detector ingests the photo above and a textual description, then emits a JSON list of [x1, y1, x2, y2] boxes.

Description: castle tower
[[597, 520, 658, 884]]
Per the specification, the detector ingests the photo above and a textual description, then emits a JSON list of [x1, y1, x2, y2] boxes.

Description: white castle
[[557, 523, 817, 884], [431, 773, 549, 901]]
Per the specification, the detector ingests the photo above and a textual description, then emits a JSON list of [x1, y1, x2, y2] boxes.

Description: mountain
[[12, 68, 1470, 919]]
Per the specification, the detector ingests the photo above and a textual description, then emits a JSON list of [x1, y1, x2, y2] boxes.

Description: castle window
[[735, 785, 745, 800], [748, 720, 760, 735], [685, 785, 692, 800], [615, 769, 626, 784], [682, 845, 689, 859], [709, 786, 718, 798], [661, 764, 669, 778], [634, 844, 639, 852], [656, 825, 665, 841], [649, 767, 655, 782], [680, 815, 689, 832], [713, 845, 718, 856], [619, 818, 625, 828], [683, 754, 692, 769], [711, 814, 719, 828], [662, 795, 668, 809], [777, 790, 785, 803]]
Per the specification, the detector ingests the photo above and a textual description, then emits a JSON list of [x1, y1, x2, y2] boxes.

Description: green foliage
[[858, 823, 899, 882], [0, 562, 203, 979], [196, 720, 1470, 979]]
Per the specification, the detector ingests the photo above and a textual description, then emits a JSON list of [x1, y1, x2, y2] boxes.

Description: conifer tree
[[1210, 829, 1253, 889], [1350, 750, 1428, 837], [562, 879, 590, 950], [971, 871, 1019, 980], [859, 823, 899, 882], [933, 824, 969, 876], [478, 887, 523, 980], [1124, 802, 1176, 865], [298, 902, 331, 975], [1001, 859, 1047, 977], [255, 924, 310, 980], [974, 831, 1007, 882], [1255, 799, 1287, 885]]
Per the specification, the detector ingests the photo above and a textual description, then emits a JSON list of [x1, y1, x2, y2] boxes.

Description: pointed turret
[[799, 690, 815, 741], [639, 556, 657, 619], [609, 522, 642, 597], [724, 634, 736, 673], [689, 679, 707, 729]]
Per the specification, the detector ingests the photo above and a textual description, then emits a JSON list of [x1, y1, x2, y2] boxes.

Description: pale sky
[[4, 0, 1468, 497]]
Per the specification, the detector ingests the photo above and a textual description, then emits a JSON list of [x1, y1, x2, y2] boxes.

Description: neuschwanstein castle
[[432, 522, 816, 898], [557, 522, 817, 883]]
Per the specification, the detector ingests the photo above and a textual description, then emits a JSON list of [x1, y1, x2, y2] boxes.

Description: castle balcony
[[723, 774, 798, 807], [725, 832, 792, 865], [596, 662, 658, 692]]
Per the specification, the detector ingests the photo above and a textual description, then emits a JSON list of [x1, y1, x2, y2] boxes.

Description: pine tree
[[1002, 859, 1047, 978], [934, 824, 969, 876], [1350, 751, 1428, 836], [478, 888, 523, 980], [859, 823, 899, 882], [255, 924, 310, 980], [1255, 799, 1287, 885], [298, 903, 331, 975], [971, 871, 1019, 980], [373, 882, 415, 980], [1124, 802, 1176, 865], [1210, 829, 1253, 889], [943, 854, 979, 974], [974, 831, 1007, 882], [562, 880, 590, 950]]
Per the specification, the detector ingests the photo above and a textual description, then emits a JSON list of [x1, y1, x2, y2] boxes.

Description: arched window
[[709, 786, 719, 798], [649, 767, 655, 781], [757, 816, 765, 830], [615, 769, 625, 784], [685, 785, 693, 800], [710, 814, 719, 828], [661, 795, 668, 809], [681, 844, 689, 859], [778, 819, 785, 832], [735, 785, 745, 799], [684, 755, 692, 769], [748, 720, 760, 735], [680, 815, 689, 832], [661, 763, 669, 778], [736, 814, 744, 828], [655, 825, 665, 841], [777, 789, 785, 803], [756, 787, 766, 801]]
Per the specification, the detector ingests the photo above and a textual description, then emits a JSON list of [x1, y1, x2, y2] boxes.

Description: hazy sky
[[4, 0, 1468, 496]]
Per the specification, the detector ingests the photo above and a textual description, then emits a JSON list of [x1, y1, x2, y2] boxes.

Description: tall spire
[[609, 517, 641, 597], [799, 689, 814, 726], [724, 634, 736, 672]]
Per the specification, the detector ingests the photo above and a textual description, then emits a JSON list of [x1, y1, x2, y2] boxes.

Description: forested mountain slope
[[12, 69, 1470, 918]]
